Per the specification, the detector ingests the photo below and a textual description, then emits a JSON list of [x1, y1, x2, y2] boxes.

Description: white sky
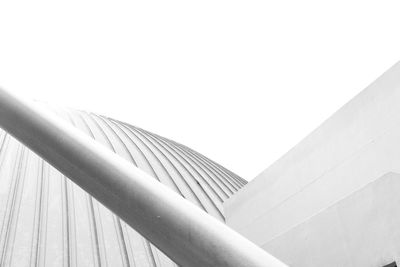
[[1, 0, 399, 180]]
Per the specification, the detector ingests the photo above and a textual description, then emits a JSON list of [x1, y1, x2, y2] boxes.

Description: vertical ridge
[[0, 147, 27, 266]]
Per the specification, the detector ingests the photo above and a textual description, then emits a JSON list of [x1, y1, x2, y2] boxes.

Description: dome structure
[[0, 106, 246, 266]]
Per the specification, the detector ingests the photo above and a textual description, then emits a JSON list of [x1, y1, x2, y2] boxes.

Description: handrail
[[0, 88, 287, 267]]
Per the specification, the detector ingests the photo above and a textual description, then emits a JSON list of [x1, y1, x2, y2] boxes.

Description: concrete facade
[[224, 61, 400, 266], [264, 173, 400, 267]]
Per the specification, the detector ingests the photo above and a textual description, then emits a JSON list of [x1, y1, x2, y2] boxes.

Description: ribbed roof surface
[[0, 106, 246, 266]]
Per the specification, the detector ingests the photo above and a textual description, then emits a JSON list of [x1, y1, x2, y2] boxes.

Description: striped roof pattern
[[0, 106, 246, 266]]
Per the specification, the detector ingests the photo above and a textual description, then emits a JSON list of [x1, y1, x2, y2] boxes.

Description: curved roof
[[0, 106, 246, 266]]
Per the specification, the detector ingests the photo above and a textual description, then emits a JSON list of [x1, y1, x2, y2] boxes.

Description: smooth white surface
[[225, 60, 400, 230], [265, 173, 400, 267], [1, 0, 400, 179], [224, 61, 400, 265]]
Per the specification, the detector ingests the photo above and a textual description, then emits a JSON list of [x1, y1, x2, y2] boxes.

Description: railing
[[0, 88, 287, 267]]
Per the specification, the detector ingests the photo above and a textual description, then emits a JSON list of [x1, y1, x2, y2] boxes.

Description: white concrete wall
[[224, 61, 400, 266], [265, 173, 400, 267]]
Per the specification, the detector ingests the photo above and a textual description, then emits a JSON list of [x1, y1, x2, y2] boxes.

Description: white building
[[225, 62, 400, 267], [1, 62, 400, 266], [0, 106, 245, 266]]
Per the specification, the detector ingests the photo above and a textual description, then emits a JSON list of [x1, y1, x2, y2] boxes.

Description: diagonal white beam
[[0, 88, 287, 267]]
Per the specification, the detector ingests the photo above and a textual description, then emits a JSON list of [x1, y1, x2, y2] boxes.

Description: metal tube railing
[[0, 88, 287, 267]]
